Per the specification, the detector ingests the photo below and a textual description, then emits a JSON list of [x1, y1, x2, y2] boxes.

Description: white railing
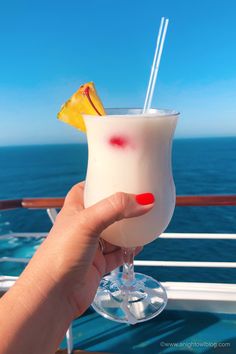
[[1, 231, 236, 269], [2, 231, 236, 240], [134, 260, 236, 268]]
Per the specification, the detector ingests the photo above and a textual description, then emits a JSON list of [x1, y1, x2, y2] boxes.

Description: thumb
[[81, 192, 155, 236]]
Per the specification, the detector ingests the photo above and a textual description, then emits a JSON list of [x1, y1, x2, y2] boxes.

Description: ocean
[[0, 137, 236, 283]]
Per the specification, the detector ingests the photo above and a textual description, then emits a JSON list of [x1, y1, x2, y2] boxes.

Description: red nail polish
[[135, 193, 155, 205]]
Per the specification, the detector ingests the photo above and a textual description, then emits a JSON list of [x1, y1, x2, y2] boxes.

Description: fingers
[[104, 246, 143, 274], [99, 240, 120, 254], [99, 240, 142, 256], [81, 191, 155, 236], [104, 248, 123, 274], [63, 182, 85, 210]]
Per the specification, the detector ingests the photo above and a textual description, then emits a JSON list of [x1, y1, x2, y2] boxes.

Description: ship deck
[[1, 196, 236, 353], [2, 275, 236, 353], [59, 307, 236, 353]]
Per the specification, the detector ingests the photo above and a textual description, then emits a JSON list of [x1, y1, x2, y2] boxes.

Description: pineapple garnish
[[57, 82, 106, 132]]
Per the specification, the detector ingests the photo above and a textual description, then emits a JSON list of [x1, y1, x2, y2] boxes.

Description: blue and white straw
[[143, 17, 169, 113]]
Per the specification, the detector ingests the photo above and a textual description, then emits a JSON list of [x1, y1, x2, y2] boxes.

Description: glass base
[[92, 272, 168, 324]]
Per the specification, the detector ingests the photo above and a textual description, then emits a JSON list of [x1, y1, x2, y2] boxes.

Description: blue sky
[[0, 0, 236, 145]]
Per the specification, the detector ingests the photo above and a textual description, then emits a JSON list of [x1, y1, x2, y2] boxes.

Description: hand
[[0, 182, 155, 354], [22, 182, 155, 319]]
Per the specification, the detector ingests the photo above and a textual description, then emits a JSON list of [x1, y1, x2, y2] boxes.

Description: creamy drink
[[83, 108, 178, 324], [84, 108, 178, 248], [57, 16, 172, 324], [58, 97, 179, 323]]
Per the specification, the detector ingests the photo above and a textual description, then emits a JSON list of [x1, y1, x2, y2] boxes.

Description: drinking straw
[[143, 17, 169, 112], [143, 17, 165, 112]]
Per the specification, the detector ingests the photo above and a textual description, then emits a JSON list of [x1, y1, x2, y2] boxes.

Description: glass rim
[[83, 108, 180, 119]]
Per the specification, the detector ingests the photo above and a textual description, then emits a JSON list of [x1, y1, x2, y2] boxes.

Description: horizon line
[[0, 135, 236, 148]]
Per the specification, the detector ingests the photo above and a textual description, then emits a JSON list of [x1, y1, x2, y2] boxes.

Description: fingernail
[[135, 193, 155, 205]]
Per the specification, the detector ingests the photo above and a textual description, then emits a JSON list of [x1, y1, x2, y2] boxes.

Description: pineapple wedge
[[57, 82, 106, 132]]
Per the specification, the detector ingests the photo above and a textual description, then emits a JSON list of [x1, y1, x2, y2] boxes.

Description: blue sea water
[[0, 137, 236, 283]]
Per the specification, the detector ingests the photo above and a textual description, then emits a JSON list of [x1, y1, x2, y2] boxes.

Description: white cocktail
[[84, 108, 178, 323]]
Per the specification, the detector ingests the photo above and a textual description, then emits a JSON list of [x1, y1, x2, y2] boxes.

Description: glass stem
[[122, 247, 135, 287]]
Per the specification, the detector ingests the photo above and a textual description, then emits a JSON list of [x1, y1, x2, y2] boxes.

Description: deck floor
[[61, 308, 236, 353]]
